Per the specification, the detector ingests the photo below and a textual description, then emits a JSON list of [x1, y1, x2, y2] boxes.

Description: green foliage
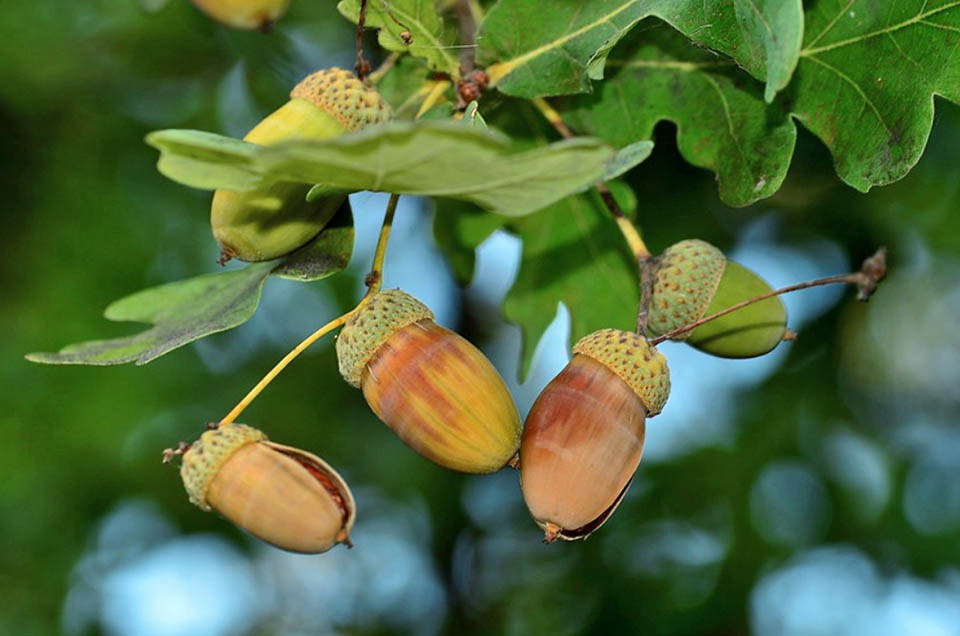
[[148, 122, 628, 216], [27, 211, 353, 365], [476, 0, 803, 99], [561, 23, 795, 206], [338, 0, 459, 76], [436, 182, 639, 378]]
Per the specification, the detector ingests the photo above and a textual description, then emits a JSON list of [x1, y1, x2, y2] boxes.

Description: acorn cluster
[[171, 69, 789, 553]]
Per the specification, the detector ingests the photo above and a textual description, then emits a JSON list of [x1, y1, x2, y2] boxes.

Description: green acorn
[[212, 68, 391, 262], [646, 239, 787, 358]]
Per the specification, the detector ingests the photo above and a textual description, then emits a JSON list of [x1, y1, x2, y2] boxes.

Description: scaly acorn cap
[[572, 329, 670, 416], [647, 239, 726, 339], [290, 68, 391, 131], [337, 289, 434, 388], [180, 423, 266, 510]]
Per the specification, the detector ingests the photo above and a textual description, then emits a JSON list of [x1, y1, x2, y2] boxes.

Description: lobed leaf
[[562, 24, 795, 206], [147, 121, 625, 217], [26, 208, 355, 366], [338, 0, 460, 77], [789, 0, 960, 191], [477, 0, 803, 100]]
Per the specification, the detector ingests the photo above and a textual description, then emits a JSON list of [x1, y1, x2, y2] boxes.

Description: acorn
[[336, 289, 522, 474], [179, 423, 354, 554], [190, 0, 290, 30], [520, 329, 670, 542], [212, 68, 391, 262], [646, 239, 787, 357]]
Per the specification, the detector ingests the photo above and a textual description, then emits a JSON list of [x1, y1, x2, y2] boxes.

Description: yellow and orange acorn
[[336, 289, 522, 474], [190, 0, 290, 30], [520, 329, 670, 542], [212, 68, 391, 262], [178, 423, 354, 553], [646, 239, 787, 357]]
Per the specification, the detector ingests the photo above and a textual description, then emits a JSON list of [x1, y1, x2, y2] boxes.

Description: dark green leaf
[[562, 24, 795, 206], [790, 0, 960, 191], [338, 0, 459, 76], [477, 0, 803, 100], [147, 122, 620, 216]]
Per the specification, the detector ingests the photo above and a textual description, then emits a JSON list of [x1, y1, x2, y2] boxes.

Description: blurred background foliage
[[2, 1, 960, 635]]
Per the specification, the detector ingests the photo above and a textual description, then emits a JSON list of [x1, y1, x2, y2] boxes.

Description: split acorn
[[520, 329, 670, 542], [179, 423, 354, 554], [336, 289, 523, 474], [646, 239, 787, 358], [212, 68, 391, 262], [190, 0, 291, 30]]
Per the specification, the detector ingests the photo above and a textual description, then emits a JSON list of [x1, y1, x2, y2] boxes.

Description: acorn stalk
[[179, 423, 354, 554], [337, 289, 522, 474], [213, 68, 390, 262], [520, 329, 670, 542]]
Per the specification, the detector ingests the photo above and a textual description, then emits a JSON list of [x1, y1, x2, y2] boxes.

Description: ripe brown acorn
[[179, 423, 354, 554], [520, 329, 670, 542], [336, 289, 522, 474]]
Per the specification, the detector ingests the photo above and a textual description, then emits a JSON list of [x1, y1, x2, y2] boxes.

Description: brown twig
[[637, 256, 657, 336], [457, 0, 477, 74], [356, 0, 371, 80], [648, 247, 888, 345]]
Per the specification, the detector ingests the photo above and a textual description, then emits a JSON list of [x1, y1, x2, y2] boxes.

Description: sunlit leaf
[[147, 122, 623, 216], [477, 0, 803, 100], [338, 0, 459, 76]]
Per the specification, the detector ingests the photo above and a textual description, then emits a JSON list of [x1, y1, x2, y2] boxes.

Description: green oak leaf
[[26, 207, 354, 366], [434, 182, 639, 379], [477, 0, 803, 101], [375, 55, 433, 115], [562, 24, 795, 206], [338, 0, 459, 77], [25, 264, 275, 366], [789, 0, 960, 191], [146, 121, 622, 217]]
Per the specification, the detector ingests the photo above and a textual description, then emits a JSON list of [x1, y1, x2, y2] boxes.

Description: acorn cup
[[336, 289, 522, 474], [178, 423, 355, 554], [520, 329, 670, 542], [645, 239, 787, 358], [212, 68, 391, 262], [190, 0, 291, 30]]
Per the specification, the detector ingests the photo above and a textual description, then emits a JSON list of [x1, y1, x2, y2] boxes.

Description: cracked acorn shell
[[190, 0, 291, 30], [336, 289, 522, 474], [180, 423, 354, 554], [520, 329, 670, 542], [646, 239, 787, 358], [212, 68, 390, 262]]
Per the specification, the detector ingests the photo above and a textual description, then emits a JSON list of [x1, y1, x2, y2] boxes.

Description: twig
[[457, 0, 477, 74], [356, 0, 371, 80], [637, 257, 657, 336], [367, 52, 400, 85], [216, 195, 404, 428], [530, 97, 651, 261], [649, 247, 888, 345]]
